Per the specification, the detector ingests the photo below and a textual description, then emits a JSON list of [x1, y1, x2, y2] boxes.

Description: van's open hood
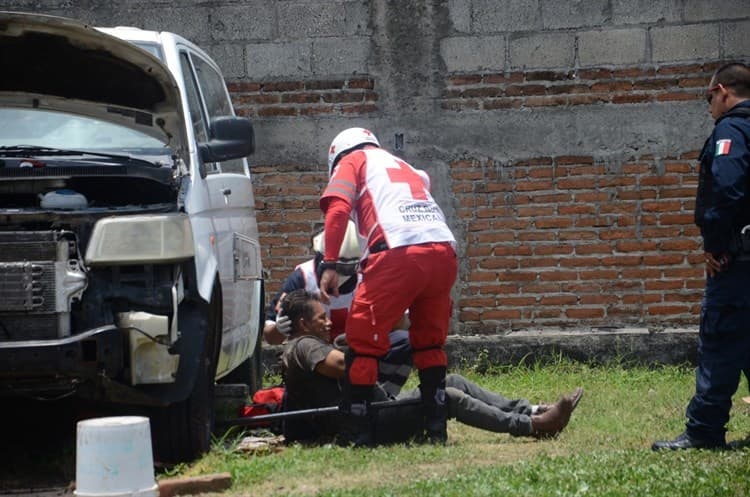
[[0, 12, 187, 157]]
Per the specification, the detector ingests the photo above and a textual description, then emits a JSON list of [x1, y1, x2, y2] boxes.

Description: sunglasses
[[705, 83, 723, 104]]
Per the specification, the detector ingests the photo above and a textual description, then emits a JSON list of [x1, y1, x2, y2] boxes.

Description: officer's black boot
[[338, 350, 375, 447], [418, 366, 448, 444]]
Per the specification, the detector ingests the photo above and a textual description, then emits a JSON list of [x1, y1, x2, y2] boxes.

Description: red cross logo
[[386, 160, 428, 200]]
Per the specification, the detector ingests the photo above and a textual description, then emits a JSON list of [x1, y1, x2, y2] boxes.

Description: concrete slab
[[158, 473, 232, 497], [262, 327, 700, 374]]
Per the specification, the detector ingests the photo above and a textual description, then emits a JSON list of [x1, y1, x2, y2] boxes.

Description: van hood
[[0, 11, 187, 157]]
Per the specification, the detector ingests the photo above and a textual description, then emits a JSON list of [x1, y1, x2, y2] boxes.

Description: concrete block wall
[[2, 0, 749, 334]]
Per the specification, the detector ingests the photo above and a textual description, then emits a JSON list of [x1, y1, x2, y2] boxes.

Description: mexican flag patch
[[715, 139, 732, 156]]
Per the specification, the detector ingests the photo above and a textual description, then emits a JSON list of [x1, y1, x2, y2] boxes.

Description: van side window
[[191, 55, 245, 174], [192, 56, 233, 118], [179, 52, 208, 145]]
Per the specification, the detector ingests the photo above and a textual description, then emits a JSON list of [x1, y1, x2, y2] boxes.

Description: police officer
[[653, 62, 750, 450]]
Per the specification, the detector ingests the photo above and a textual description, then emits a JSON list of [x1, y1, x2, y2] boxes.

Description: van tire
[[151, 281, 221, 463]]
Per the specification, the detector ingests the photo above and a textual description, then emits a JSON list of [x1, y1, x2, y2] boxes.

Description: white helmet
[[327, 127, 380, 175], [312, 220, 361, 261]]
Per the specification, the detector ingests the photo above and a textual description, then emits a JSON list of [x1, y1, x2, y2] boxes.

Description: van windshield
[[0, 108, 171, 157]]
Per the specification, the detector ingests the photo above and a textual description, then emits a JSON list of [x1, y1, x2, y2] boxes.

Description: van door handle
[[221, 188, 232, 195]]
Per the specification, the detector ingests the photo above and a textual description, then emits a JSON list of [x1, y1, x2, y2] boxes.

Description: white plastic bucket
[[75, 416, 158, 497]]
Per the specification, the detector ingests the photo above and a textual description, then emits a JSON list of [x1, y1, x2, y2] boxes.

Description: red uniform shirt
[[321, 147, 454, 261]]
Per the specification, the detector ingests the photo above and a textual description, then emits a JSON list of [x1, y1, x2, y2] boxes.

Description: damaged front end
[[0, 109, 196, 405], [0, 12, 198, 405], [0, 157, 197, 405]]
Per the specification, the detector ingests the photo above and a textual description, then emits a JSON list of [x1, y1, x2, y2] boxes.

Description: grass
[[173, 359, 750, 496]]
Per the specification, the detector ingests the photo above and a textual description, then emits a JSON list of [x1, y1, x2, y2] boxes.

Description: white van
[[0, 12, 264, 462]]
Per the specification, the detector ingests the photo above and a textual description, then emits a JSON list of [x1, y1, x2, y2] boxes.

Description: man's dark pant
[[372, 374, 535, 444], [685, 305, 750, 444]]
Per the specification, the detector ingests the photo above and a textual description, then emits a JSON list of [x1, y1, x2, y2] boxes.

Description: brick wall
[[250, 141, 705, 334], [442, 62, 721, 111], [243, 60, 718, 332], [452, 151, 703, 333], [227, 78, 378, 118], [435, 61, 717, 331], [251, 164, 327, 286]]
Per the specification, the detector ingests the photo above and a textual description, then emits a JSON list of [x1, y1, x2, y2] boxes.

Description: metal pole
[[222, 397, 422, 427]]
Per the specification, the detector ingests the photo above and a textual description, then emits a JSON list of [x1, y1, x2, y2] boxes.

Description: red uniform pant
[[346, 242, 457, 386]]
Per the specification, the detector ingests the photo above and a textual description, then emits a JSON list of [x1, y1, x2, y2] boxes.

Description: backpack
[[238, 386, 286, 432]]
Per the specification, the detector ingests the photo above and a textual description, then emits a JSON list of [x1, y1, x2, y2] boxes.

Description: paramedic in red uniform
[[318, 127, 458, 446]]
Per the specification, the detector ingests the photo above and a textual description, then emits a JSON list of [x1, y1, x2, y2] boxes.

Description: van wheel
[[151, 282, 221, 463]]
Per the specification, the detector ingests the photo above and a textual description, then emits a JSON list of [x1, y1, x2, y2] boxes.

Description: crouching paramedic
[[319, 127, 458, 446], [263, 221, 360, 345], [280, 289, 584, 444]]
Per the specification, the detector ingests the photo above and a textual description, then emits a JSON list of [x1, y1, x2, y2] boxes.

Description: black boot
[[651, 432, 727, 451], [419, 366, 448, 444], [338, 385, 374, 447], [338, 350, 375, 447]]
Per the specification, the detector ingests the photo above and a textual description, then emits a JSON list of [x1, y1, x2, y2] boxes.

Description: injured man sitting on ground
[[279, 289, 583, 445]]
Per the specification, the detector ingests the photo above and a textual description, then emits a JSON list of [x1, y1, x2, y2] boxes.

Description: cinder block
[[578, 28, 647, 67], [441, 35, 506, 73], [246, 41, 312, 79], [472, 0, 542, 33], [278, 0, 369, 38], [342, 0, 372, 34], [448, 0, 472, 33], [205, 44, 246, 79], [651, 24, 719, 62], [611, 0, 682, 25], [82, 6, 211, 43], [723, 20, 750, 60], [77, 8, 117, 27], [279, 1, 338, 38], [541, 0, 609, 29], [215, 383, 250, 422], [133, 6, 211, 43], [209, 2, 275, 41], [312, 37, 370, 75], [509, 32, 574, 69], [684, 0, 750, 22]]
